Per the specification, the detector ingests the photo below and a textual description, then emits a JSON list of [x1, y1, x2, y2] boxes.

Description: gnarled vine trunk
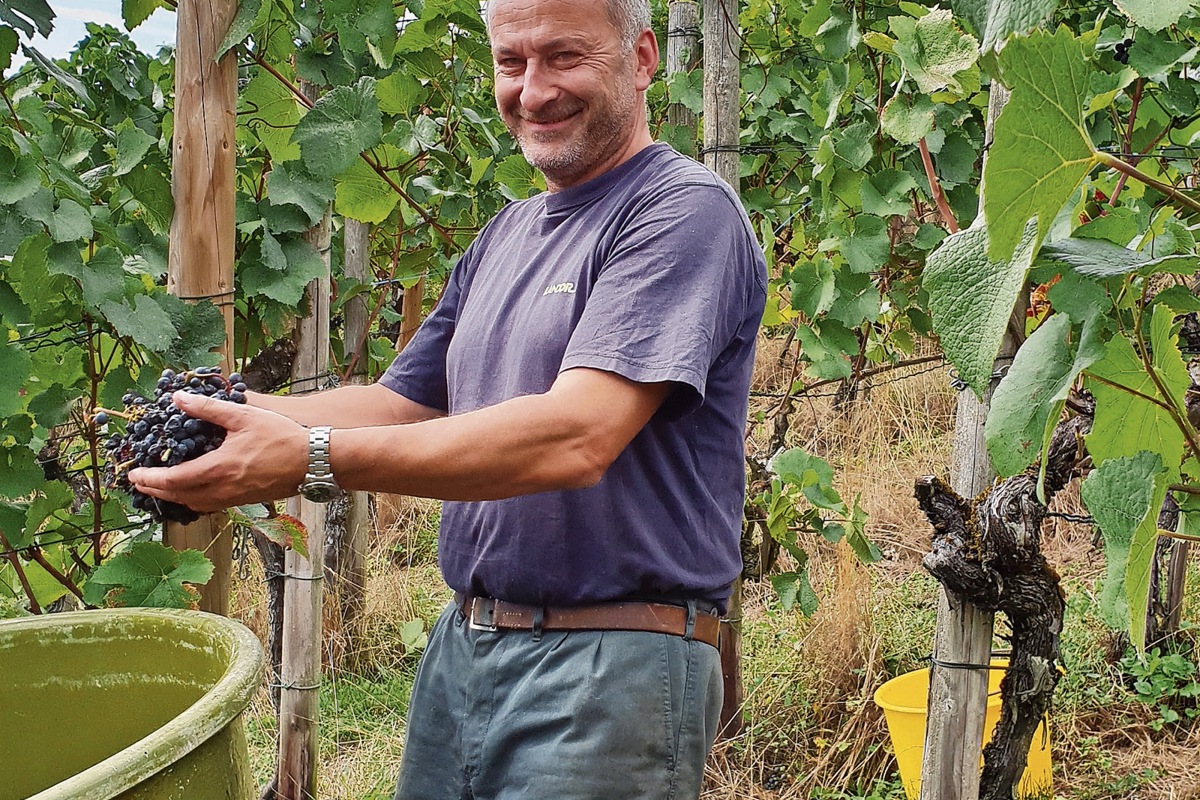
[[916, 412, 1089, 800]]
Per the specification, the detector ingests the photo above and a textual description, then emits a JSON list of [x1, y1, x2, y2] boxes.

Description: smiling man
[[130, 1, 766, 797]]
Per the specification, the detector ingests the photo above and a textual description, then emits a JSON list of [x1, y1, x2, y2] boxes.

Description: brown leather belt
[[455, 594, 721, 649]]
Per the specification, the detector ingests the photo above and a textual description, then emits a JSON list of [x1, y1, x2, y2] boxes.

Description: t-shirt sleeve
[[376, 251, 472, 412], [560, 182, 764, 417]]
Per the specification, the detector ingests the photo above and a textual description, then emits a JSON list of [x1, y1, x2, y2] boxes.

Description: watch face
[[300, 481, 339, 503]]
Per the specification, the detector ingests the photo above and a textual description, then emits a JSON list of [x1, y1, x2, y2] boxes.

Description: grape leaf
[[99, 295, 177, 352], [335, 157, 401, 224], [216, 0, 262, 57], [1079, 451, 1167, 649], [979, 0, 1058, 53], [0, 27, 16, 75], [112, 118, 157, 177], [0, 343, 32, 417], [0, 446, 41, 500], [0, 149, 41, 204], [266, 161, 334, 227], [881, 92, 935, 146], [292, 77, 383, 178], [891, 9, 979, 96], [840, 214, 890, 273], [0, 0, 54, 38], [1085, 305, 1190, 474], [48, 199, 92, 243], [242, 69, 301, 163], [83, 542, 214, 609], [1040, 237, 1200, 277], [47, 243, 124, 310], [985, 312, 1104, 481], [159, 294, 227, 367], [123, 0, 166, 31], [790, 258, 836, 318], [985, 27, 1099, 263], [924, 219, 1038, 397], [1113, 0, 1195, 34]]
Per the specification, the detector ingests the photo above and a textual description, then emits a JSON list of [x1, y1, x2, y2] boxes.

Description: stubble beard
[[511, 88, 637, 187]]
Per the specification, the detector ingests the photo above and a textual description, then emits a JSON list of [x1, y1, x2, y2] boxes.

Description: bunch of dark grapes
[[1114, 38, 1133, 65], [93, 367, 248, 524]]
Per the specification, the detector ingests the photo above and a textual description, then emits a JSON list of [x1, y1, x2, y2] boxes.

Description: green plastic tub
[[0, 608, 263, 800]]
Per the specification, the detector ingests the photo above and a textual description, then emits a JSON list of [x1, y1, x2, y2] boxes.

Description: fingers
[[171, 390, 244, 427]]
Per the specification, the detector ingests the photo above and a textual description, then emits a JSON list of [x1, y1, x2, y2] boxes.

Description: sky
[[7, 0, 176, 72]]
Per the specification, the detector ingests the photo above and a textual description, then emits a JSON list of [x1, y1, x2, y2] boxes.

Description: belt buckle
[[468, 597, 498, 632]]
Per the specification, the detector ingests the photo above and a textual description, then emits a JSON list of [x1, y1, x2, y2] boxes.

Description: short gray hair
[[485, 0, 650, 49]]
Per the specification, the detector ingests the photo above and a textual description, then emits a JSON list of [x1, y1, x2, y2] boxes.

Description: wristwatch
[[298, 425, 340, 503]]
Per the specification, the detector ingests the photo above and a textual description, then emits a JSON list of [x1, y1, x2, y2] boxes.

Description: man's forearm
[[248, 383, 443, 428]]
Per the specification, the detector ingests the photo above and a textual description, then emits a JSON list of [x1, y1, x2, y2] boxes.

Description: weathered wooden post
[[328, 218, 371, 667], [275, 79, 331, 800], [919, 85, 1012, 800], [667, 0, 700, 155], [166, 0, 237, 615], [702, 0, 743, 738]]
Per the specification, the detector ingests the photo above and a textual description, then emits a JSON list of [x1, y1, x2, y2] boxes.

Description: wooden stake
[[166, 0, 237, 615], [276, 79, 331, 800], [920, 84, 1013, 800], [703, 0, 744, 739], [667, 0, 700, 155]]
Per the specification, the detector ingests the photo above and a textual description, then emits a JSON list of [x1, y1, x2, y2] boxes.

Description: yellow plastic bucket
[[873, 659, 1052, 799]]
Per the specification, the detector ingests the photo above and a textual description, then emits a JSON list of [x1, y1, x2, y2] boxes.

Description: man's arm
[[247, 383, 444, 428], [127, 368, 668, 509]]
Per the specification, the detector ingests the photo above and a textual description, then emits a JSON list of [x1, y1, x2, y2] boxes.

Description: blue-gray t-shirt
[[380, 143, 767, 611]]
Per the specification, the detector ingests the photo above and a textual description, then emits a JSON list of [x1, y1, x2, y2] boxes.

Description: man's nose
[[519, 61, 559, 112]]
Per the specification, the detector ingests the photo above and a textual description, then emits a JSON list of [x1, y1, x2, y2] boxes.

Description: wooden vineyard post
[[166, 0, 238, 615], [329, 218, 371, 669], [919, 85, 1012, 800], [703, 0, 744, 739], [667, 0, 700, 155], [275, 79, 331, 800]]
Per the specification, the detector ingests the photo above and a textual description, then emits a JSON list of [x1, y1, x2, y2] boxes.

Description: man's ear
[[633, 28, 659, 91]]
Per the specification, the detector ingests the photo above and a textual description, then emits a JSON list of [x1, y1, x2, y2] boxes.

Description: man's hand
[[128, 391, 309, 512]]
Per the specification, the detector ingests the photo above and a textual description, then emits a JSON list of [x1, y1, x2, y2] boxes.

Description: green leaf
[[790, 258, 837, 318], [0, 26, 17, 76], [121, 161, 173, 235], [841, 214, 891, 273], [861, 169, 919, 216], [24, 481, 73, 537], [48, 199, 92, 243], [0, 149, 41, 204], [891, 9, 979, 96], [796, 320, 857, 380], [216, 0, 262, 56], [828, 269, 881, 327], [1113, 0, 1195, 34], [292, 77, 383, 178], [376, 70, 425, 116], [0, 344, 32, 416], [47, 243, 124, 309], [772, 569, 820, 616], [1079, 451, 1167, 648], [0, 446, 41, 499], [978, 0, 1058, 53], [84, 542, 213, 609], [985, 312, 1102, 478], [266, 161, 334, 226], [158, 294, 227, 366], [99, 295, 178, 352], [1085, 306, 1189, 473], [494, 154, 544, 200], [881, 92, 936, 146], [335, 158, 400, 224], [843, 499, 881, 563], [123, 0, 166, 31], [112, 118, 157, 177], [240, 236, 326, 305], [21, 46, 93, 108], [243, 68, 302, 163], [1040, 236, 1200, 277], [984, 27, 1099, 263], [0, 0, 54, 39], [924, 220, 1038, 397], [772, 447, 837, 491]]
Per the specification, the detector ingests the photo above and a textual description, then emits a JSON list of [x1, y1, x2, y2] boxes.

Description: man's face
[[489, 0, 655, 191]]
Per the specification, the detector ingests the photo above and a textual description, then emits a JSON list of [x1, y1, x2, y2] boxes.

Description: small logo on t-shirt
[[543, 282, 576, 296]]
